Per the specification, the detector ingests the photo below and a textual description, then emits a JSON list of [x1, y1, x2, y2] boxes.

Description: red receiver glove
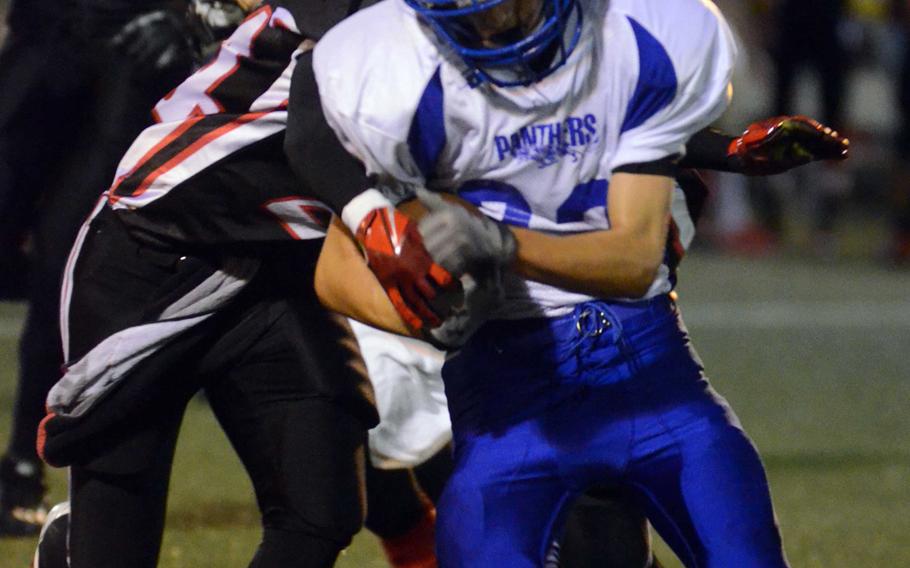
[[728, 115, 850, 176], [355, 205, 455, 331]]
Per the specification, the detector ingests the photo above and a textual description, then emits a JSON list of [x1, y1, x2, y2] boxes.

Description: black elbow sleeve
[[285, 50, 370, 214], [679, 128, 736, 172]]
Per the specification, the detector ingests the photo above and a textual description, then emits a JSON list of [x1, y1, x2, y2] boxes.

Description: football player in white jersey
[[308, 0, 798, 565]]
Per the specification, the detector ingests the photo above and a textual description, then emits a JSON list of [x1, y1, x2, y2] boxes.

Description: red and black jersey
[[45, 0, 381, 472], [107, 0, 374, 247]]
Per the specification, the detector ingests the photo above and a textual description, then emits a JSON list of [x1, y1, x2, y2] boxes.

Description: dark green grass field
[[1, 252, 908, 567]]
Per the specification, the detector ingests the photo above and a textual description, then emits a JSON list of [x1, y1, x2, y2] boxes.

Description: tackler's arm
[[681, 116, 849, 175], [315, 216, 415, 338]]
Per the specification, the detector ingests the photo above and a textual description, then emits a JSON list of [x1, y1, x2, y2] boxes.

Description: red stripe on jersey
[[109, 111, 207, 204], [109, 112, 207, 203], [130, 110, 272, 197]]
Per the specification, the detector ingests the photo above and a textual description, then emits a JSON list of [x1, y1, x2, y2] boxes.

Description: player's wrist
[[725, 137, 746, 172], [727, 117, 788, 175], [679, 128, 737, 172], [485, 220, 517, 268], [341, 189, 396, 236]]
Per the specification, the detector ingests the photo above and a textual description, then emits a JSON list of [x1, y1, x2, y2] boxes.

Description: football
[[428, 276, 466, 320]]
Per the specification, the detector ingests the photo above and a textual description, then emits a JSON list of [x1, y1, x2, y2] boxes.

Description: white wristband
[[341, 189, 395, 234]]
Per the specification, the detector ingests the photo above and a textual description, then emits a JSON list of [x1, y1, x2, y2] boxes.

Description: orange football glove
[[727, 115, 849, 176], [355, 205, 454, 331]]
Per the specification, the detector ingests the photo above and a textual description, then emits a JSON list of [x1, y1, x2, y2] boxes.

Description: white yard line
[[679, 301, 910, 329], [0, 300, 908, 338]]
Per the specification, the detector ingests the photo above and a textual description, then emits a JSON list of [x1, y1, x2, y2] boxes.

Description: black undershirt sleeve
[[678, 127, 738, 172], [613, 128, 741, 176], [284, 50, 371, 214], [612, 154, 681, 177], [278, 0, 378, 40]]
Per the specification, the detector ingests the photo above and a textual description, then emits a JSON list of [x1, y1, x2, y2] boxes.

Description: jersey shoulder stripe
[[407, 67, 445, 181], [314, 0, 449, 187], [619, 16, 677, 134]]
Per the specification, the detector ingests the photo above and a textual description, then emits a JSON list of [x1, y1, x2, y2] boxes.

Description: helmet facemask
[[406, 0, 583, 87]]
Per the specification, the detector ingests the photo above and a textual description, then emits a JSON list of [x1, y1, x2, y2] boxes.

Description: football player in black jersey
[[28, 3, 395, 567]]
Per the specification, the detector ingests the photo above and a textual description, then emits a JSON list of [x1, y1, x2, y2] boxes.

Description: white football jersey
[[314, 0, 737, 318]]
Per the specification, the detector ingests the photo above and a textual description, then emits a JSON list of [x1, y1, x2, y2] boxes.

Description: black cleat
[[0, 455, 48, 537], [33, 502, 70, 568]]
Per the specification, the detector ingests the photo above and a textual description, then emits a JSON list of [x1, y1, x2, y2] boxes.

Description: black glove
[[111, 10, 194, 77]]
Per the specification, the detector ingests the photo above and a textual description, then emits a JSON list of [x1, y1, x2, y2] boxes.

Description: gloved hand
[[355, 204, 455, 332], [727, 115, 849, 176], [111, 10, 194, 76], [426, 268, 504, 350], [416, 188, 516, 276]]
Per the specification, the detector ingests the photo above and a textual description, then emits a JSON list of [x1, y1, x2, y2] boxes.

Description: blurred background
[[700, 0, 910, 263], [0, 0, 908, 566]]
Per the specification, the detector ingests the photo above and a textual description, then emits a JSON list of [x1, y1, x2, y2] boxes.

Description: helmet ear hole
[[404, 0, 583, 87]]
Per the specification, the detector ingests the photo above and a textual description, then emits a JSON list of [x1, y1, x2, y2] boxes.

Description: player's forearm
[[511, 226, 666, 298], [681, 117, 849, 176], [510, 172, 672, 299], [314, 218, 414, 337]]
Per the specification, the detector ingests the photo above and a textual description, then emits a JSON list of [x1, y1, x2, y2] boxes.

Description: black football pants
[[60, 216, 370, 568], [66, 295, 369, 568]]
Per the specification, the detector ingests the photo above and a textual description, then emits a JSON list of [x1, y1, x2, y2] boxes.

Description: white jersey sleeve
[[608, 0, 737, 171], [312, 1, 445, 200]]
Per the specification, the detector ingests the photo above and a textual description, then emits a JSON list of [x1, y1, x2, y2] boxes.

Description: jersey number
[[458, 178, 609, 228], [152, 7, 273, 122]]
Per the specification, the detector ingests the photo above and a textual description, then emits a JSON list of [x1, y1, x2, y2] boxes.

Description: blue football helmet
[[404, 0, 583, 87]]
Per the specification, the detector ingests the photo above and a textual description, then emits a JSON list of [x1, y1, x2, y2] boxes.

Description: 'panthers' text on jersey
[[314, 0, 737, 318]]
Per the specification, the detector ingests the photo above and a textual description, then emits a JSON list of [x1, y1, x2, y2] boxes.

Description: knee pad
[[264, 507, 362, 552], [249, 526, 349, 568], [33, 501, 70, 568]]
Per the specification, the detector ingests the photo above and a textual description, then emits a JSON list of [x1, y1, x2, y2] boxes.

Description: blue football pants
[[438, 296, 789, 568]]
